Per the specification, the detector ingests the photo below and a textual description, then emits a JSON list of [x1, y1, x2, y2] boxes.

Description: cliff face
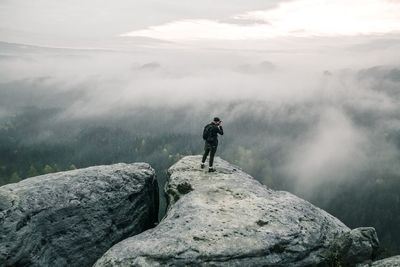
[[0, 163, 158, 267], [95, 155, 378, 267]]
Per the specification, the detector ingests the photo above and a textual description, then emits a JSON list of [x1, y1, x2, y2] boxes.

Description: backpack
[[202, 124, 214, 141]]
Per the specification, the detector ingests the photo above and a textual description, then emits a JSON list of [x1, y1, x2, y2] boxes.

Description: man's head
[[213, 117, 222, 125]]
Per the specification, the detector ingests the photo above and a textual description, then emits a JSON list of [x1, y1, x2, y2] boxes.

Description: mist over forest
[[1, 32, 400, 257]]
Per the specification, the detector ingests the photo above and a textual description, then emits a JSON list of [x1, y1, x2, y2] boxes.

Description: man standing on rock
[[201, 117, 224, 172]]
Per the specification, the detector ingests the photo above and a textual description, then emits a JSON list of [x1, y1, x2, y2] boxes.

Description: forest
[[1, 99, 399, 257]]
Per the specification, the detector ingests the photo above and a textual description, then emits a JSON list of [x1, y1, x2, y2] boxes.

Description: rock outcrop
[[95, 155, 378, 266], [0, 163, 158, 267], [359, 255, 400, 267]]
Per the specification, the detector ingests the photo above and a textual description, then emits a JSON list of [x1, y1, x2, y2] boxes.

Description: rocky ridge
[[95, 155, 378, 266]]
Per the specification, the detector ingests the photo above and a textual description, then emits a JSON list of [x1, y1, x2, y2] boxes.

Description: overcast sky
[[0, 0, 288, 47], [1, 0, 400, 48]]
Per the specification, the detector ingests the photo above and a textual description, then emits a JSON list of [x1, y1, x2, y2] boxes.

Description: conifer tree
[[28, 164, 39, 177], [43, 164, 54, 174], [9, 172, 21, 183]]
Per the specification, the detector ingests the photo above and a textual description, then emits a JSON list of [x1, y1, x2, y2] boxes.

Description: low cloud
[[285, 107, 369, 196]]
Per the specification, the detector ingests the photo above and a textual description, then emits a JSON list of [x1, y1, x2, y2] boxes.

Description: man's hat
[[213, 117, 221, 122]]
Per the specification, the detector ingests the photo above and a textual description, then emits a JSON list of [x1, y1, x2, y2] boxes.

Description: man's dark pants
[[202, 142, 217, 167]]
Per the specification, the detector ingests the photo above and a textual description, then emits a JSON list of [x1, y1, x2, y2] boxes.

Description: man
[[201, 117, 224, 172]]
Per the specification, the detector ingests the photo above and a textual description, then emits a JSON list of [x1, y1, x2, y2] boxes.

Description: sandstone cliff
[[95, 156, 378, 266], [0, 163, 158, 267]]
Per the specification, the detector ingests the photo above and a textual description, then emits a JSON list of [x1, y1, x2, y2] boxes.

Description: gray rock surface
[[359, 255, 400, 267], [95, 155, 378, 266], [0, 163, 158, 267], [328, 227, 379, 266]]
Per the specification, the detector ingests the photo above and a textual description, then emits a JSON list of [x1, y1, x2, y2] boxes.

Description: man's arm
[[218, 125, 224, 135]]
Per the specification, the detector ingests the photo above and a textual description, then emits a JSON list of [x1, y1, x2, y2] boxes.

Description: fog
[[1, 32, 400, 198]]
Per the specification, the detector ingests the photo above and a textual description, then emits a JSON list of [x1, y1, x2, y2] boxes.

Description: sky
[[122, 0, 400, 41], [1, 0, 400, 48], [0, 0, 287, 47]]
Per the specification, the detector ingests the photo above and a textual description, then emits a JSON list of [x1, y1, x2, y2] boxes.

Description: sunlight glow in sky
[[121, 0, 400, 41]]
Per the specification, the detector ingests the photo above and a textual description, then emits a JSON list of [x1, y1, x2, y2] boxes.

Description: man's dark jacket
[[205, 123, 224, 146]]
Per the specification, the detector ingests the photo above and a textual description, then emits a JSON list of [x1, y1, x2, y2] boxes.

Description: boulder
[[0, 163, 158, 267], [95, 155, 378, 266], [328, 227, 379, 266]]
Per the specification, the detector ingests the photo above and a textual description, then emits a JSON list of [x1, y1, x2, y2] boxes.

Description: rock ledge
[[95, 155, 378, 267]]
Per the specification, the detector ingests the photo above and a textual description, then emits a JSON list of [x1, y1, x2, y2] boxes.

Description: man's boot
[[208, 167, 216, 173]]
